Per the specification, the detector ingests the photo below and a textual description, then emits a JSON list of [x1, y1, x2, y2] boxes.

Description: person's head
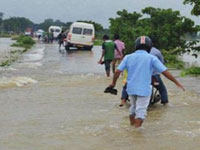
[[114, 34, 120, 40], [134, 36, 152, 53], [103, 35, 109, 41]]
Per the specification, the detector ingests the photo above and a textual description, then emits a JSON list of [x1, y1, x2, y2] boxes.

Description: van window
[[55, 29, 60, 32], [72, 27, 82, 34], [83, 29, 93, 35]]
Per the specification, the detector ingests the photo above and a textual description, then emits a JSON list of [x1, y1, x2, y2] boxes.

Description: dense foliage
[[184, 0, 200, 16], [12, 35, 35, 49], [0, 12, 3, 26], [36, 19, 72, 31], [3, 17, 34, 33], [181, 66, 200, 76], [0, 13, 103, 35], [0, 14, 74, 33], [109, 7, 200, 55]]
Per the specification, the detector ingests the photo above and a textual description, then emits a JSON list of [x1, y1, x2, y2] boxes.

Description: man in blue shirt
[[109, 36, 185, 128]]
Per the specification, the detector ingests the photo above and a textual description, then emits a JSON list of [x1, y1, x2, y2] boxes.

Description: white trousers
[[129, 95, 151, 120]]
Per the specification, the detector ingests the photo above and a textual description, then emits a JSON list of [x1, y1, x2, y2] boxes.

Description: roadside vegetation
[[181, 67, 200, 76], [0, 49, 22, 67], [11, 35, 35, 50], [163, 52, 185, 69], [0, 35, 35, 67], [0, 1, 200, 74], [94, 39, 103, 46], [0, 33, 11, 38]]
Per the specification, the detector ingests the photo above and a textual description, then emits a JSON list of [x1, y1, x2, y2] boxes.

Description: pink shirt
[[114, 40, 125, 58]]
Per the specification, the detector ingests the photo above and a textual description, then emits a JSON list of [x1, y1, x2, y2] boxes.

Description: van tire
[[85, 46, 93, 50]]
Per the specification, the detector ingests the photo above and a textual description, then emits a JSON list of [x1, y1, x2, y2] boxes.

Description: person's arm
[[98, 50, 105, 64], [110, 69, 122, 87], [109, 56, 128, 87], [162, 70, 185, 91], [98, 43, 105, 64], [152, 56, 185, 91]]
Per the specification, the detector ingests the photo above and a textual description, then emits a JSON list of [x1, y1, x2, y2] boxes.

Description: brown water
[[0, 40, 200, 150]]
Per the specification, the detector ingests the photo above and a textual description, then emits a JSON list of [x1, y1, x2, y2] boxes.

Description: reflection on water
[[0, 42, 200, 150]]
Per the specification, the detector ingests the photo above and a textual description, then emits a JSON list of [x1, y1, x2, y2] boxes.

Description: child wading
[[109, 36, 185, 128]]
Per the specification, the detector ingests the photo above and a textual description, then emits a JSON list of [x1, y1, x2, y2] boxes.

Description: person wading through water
[[108, 36, 185, 128]]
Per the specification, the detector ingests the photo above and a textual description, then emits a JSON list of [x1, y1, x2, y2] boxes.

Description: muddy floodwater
[[0, 39, 200, 150]]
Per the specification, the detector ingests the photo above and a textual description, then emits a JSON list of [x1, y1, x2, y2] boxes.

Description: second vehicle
[[65, 22, 95, 50]]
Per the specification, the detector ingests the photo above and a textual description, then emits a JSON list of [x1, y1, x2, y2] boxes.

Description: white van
[[66, 22, 95, 50], [48, 26, 62, 39]]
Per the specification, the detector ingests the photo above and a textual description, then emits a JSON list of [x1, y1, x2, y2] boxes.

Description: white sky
[[0, 0, 199, 28]]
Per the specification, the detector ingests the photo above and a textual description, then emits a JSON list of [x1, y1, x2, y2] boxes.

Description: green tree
[[109, 7, 199, 54], [38, 19, 71, 32], [0, 12, 3, 32], [0, 12, 3, 33], [38, 18, 54, 31], [3, 17, 33, 33], [183, 0, 200, 16], [54, 19, 65, 27], [0, 12, 3, 24], [109, 9, 142, 51]]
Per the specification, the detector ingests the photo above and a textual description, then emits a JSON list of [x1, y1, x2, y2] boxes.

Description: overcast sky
[[0, 0, 199, 28]]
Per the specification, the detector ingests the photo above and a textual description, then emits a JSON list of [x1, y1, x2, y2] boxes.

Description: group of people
[[98, 34, 125, 77], [99, 34, 185, 128], [41, 31, 54, 44], [37, 30, 66, 47]]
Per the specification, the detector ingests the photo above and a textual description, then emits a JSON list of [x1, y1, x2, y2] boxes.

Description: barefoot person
[[98, 35, 122, 77], [109, 36, 185, 128]]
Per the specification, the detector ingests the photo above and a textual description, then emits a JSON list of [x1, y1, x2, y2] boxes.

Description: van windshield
[[55, 29, 60, 32], [83, 29, 93, 35], [72, 27, 82, 34]]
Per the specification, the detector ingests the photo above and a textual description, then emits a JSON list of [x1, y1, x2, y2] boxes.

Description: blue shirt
[[117, 50, 167, 96], [150, 47, 165, 75]]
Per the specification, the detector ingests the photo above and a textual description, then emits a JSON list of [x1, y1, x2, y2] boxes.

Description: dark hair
[[103, 35, 109, 40], [114, 34, 119, 40]]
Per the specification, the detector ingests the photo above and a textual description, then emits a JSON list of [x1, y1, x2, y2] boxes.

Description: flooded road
[[0, 40, 200, 150]]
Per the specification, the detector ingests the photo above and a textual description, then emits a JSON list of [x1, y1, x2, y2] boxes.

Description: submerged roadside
[[0, 35, 35, 67]]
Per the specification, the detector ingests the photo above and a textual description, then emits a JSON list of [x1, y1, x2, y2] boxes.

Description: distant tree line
[[0, 13, 74, 34], [0, 13, 105, 34]]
